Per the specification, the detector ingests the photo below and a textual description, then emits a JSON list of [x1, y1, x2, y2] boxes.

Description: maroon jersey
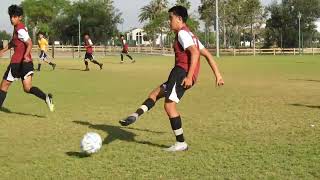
[[121, 39, 128, 53], [173, 26, 200, 82], [84, 39, 93, 53], [11, 23, 32, 63]]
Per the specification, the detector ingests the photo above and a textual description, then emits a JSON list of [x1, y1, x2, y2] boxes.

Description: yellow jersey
[[38, 38, 48, 51]]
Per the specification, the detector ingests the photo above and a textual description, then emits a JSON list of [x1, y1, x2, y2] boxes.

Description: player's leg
[[164, 99, 188, 152], [43, 53, 56, 70], [125, 52, 135, 63], [163, 67, 188, 151], [0, 80, 12, 108], [84, 53, 90, 71], [119, 85, 165, 126], [37, 51, 45, 71], [84, 60, 89, 71], [21, 62, 54, 112], [0, 64, 18, 107], [120, 53, 124, 63], [90, 54, 103, 70]]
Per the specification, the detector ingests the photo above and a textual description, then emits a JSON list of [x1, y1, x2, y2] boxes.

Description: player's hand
[[216, 76, 224, 87], [181, 77, 193, 89], [0, 50, 4, 57], [24, 55, 31, 62]]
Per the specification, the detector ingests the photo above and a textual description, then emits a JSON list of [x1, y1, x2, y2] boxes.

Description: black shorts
[[121, 50, 128, 54], [39, 50, 47, 60], [162, 66, 190, 103], [84, 52, 94, 61], [3, 62, 34, 82]]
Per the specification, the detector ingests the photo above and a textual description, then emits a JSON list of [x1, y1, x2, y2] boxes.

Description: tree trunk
[[250, 16, 253, 48], [223, 20, 227, 48]]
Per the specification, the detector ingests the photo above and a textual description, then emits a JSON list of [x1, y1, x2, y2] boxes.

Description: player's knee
[[0, 80, 11, 91], [164, 101, 177, 116], [23, 86, 31, 93]]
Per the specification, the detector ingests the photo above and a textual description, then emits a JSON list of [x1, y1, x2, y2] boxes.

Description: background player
[[120, 35, 135, 63], [83, 33, 103, 71], [119, 6, 224, 152], [37, 31, 56, 71], [0, 5, 54, 112]]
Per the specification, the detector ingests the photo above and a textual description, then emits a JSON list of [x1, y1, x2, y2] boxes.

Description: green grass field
[[0, 55, 319, 179]]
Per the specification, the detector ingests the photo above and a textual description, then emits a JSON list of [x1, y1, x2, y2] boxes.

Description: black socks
[[29, 87, 46, 101], [135, 98, 155, 116], [0, 90, 7, 107], [170, 116, 185, 142]]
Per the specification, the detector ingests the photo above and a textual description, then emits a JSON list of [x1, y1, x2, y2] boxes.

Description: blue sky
[[0, 0, 302, 33]]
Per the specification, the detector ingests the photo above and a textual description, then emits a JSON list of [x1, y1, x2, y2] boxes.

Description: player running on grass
[[120, 35, 135, 63], [0, 5, 54, 112], [119, 6, 224, 152], [37, 31, 56, 71], [83, 33, 103, 71]]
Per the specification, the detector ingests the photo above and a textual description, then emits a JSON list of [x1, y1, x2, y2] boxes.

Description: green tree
[[243, 0, 263, 47], [21, 0, 70, 41], [139, 0, 168, 46], [176, 0, 191, 9], [198, 0, 215, 46], [138, 0, 168, 23], [52, 0, 122, 44], [0, 31, 11, 40], [264, 0, 320, 48]]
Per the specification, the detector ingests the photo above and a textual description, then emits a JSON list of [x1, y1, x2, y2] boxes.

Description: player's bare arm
[[181, 45, 200, 89], [24, 38, 32, 61], [200, 48, 224, 86]]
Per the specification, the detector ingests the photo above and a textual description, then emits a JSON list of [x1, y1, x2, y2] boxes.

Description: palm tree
[[138, 0, 168, 23], [176, 0, 191, 9]]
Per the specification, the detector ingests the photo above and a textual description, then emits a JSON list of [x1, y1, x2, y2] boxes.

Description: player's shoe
[[131, 60, 136, 63], [119, 113, 138, 126], [164, 142, 188, 152], [45, 93, 55, 112], [120, 61, 124, 64], [52, 64, 56, 70], [99, 63, 103, 70], [84, 68, 90, 71]]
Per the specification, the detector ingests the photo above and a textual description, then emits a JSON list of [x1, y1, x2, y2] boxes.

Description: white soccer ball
[[80, 132, 102, 154]]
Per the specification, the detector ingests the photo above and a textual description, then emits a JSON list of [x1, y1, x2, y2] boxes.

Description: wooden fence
[[3, 45, 320, 59]]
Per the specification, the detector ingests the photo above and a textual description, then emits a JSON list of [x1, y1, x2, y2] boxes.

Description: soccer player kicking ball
[[83, 33, 103, 71], [120, 35, 135, 63], [37, 32, 56, 71], [120, 6, 224, 152], [0, 5, 54, 112]]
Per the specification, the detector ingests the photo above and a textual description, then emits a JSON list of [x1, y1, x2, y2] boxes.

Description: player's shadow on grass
[[65, 151, 91, 158], [0, 107, 45, 118], [290, 103, 320, 109], [72, 120, 169, 148], [289, 79, 320, 83], [58, 67, 84, 71]]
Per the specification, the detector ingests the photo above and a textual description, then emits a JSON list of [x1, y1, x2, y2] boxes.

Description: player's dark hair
[[83, 33, 90, 36], [8, 5, 23, 17], [168, 5, 188, 23], [38, 31, 45, 36], [120, 34, 124, 38]]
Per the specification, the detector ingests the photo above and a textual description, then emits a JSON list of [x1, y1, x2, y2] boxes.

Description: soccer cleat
[[52, 64, 56, 70], [45, 93, 55, 112], [119, 113, 138, 126], [120, 61, 124, 64], [131, 60, 136, 63], [99, 63, 103, 70], [164, 142, 188, 152], [84, 68, 90, 71]]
